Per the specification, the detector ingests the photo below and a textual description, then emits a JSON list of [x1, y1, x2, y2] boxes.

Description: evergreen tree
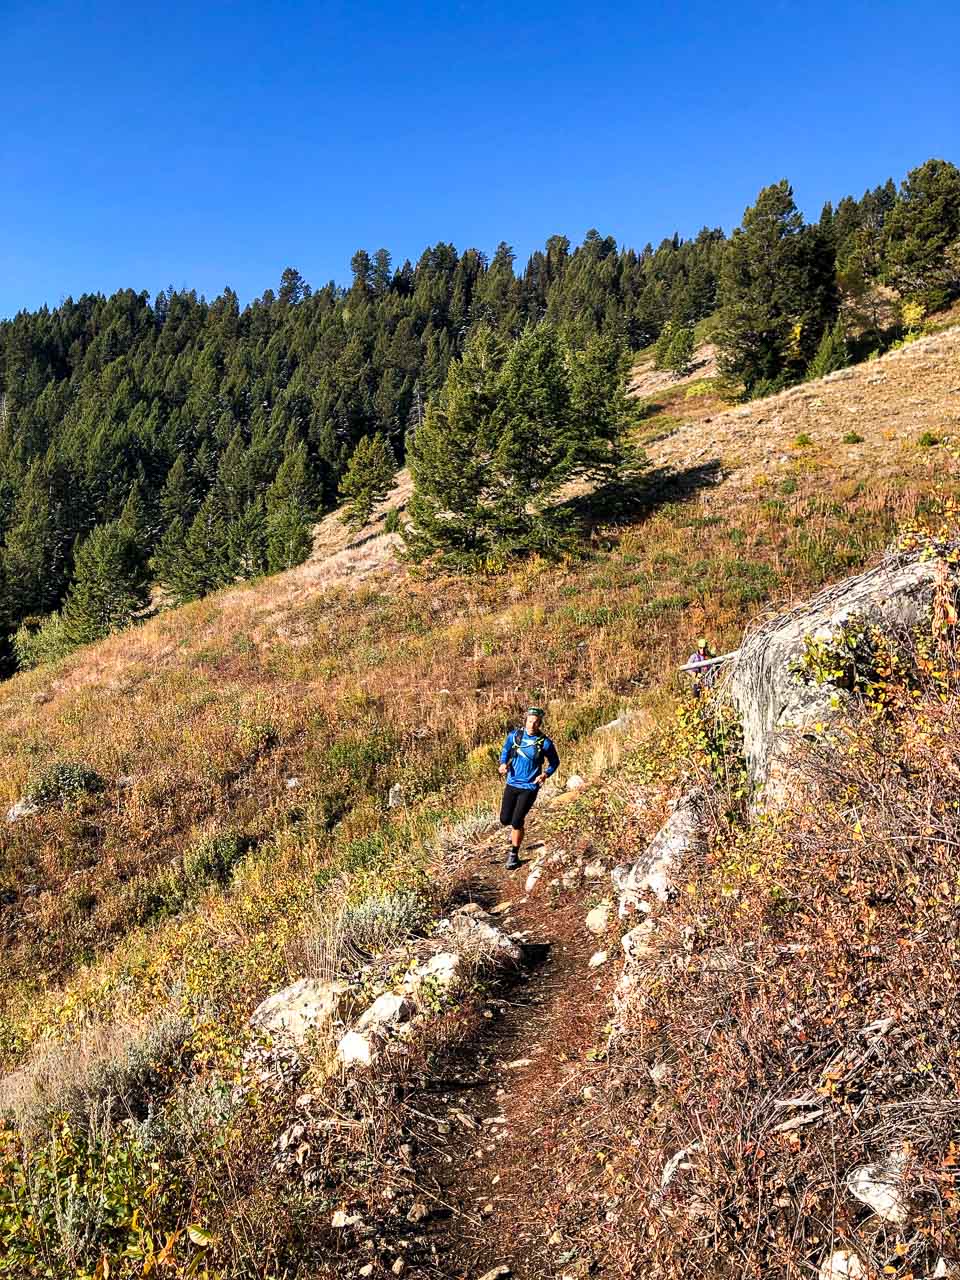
[[806, 317, 849, 380], [665, 323, 696, 376], [338, 433, 397, 529], [404, 327, 504, 566], [717, 180, 838, 396], [61, 519, 150, 647], [884, 159, 960, 307], [266, 442, 314, 571]]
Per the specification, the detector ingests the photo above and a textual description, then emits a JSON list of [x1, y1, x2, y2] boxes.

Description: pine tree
[[717, 180, 839, 396], [61, 519, 151, 647], [404, 326, 504, 566], [884, 158, 960, 307], [806, 318, 849, 380], [338, 434, 397, 529], [266, 443, 315, 571], [490, 326, 577, 552], [567, 333, 635, 479]]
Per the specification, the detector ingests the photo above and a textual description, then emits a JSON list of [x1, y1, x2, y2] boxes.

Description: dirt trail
[[386, 818, 617, 1280]]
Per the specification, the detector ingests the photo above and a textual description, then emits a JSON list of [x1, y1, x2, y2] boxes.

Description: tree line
[[0, 157, 957, 664]]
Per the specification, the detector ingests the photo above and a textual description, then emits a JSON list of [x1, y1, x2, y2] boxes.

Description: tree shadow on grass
[[559, 457, 724, 535]]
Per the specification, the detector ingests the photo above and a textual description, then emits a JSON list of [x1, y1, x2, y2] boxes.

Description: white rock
[[478, 1268, 511, 1280], [6, 799, 39, 823], [649, 1060, 672, 1087], [583, 859, 606, 880], [565, 775, 585, 792], [524, 865, 544, 895], [612, 790, 705, 916], [331, 1209, 363, 1228], [622, 920, 656, 964], [285, 776, 301, 790], [562, 866, 583, 890], [846, 1151, 908, 1224], [588, 950, 608, 968], [819, 1250, 865, 1280], [584, 901, 612, 935], [249, 977, 352, 1047], [359, 1266, 374, 1278], [338, 1029, 374, 1067], [405, 951, 460, 995], [387, 782, 404, 808], [356, 991, 411, 1033], [446, 908, 524, 964]]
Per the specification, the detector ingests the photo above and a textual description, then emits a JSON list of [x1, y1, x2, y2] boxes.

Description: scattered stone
[[406, 1202, 430, 1224], [391, 1259, 405, 1276], [588, 950, 608, 968], [359, 1266, 374, 1278], [583, 859, 606, 880], [818, 1250, 865, 1280], [388, 783, 404, 808], [506, 1058, 532, 1069], [562, 866, 583, 890], [285, 776, 301, 789], [356, 991, 412, 1033], [524, 865, 544, 894], [548, 1231, 564, 1245], [846, 1151, 908, 1224], [584, 901, 611, 935], [338, 1029, 374, 1068], [621, 920, 656, 964], [481, 1202, 494, 1216], [478, 1268, 510, 1280], [581, 1085, 596, 1101], [565, 775, 585, 791], [250, 977, 352, 1048], [331, 1209, 363, 1228], [5, 799, 39, 824], [490, 900, 512, 915]]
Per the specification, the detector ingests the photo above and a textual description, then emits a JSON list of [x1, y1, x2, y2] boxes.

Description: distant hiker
[[687, 637, 716, 697], [498, 706, 560, 870]]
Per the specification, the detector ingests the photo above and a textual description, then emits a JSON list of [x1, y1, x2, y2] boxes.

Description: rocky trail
[[358, 813, 620, 1280]]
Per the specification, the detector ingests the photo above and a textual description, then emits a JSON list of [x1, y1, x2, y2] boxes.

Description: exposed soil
[[362, 814, 620, 1280]]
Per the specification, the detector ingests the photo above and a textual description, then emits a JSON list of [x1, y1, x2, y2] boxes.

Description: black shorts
[[500, 784, 538, 829]]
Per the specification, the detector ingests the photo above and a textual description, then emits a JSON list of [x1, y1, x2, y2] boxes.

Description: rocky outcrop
[[730, 547, 956, 799], [611, 788, 706, 918]]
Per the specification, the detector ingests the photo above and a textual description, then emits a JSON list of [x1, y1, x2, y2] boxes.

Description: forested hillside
[[0, 158, 957, 671]]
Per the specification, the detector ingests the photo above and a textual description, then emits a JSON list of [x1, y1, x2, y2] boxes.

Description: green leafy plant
[[25, 762, 105, 808], [843, 431, 865, 444]]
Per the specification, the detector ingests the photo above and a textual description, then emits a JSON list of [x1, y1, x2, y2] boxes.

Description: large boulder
[[730, 548, 953, 799]]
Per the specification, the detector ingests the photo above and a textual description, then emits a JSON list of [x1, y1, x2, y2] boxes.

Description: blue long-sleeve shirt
[[500, 728, 560, 791]]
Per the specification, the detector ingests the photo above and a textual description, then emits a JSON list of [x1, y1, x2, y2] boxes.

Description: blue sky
[[2, 0, 958, 318]]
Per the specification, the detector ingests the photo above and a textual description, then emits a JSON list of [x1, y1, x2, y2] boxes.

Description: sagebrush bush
[[25, 761, 105, 808]]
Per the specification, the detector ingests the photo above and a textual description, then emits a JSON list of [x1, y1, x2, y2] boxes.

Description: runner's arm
[[541, 739, 560, 779]]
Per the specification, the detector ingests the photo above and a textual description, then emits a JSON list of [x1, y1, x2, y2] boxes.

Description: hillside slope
[[1, 325, 959, 1279]]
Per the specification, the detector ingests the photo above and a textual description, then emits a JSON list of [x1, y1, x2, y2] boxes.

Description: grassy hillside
[[1, 322, 958, 1277]]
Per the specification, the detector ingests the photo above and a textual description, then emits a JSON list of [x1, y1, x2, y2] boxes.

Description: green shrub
[[843, 431, 865, 444], [793, 433, 813, 448], [183, 830, 248, 889], [918, 431, 940, 447], [383, 507, 402, 534], [11, 613, 74, 671], [779, 476, 798, 495], [340, 890, 427, 955], [25, 762, 105, 808]]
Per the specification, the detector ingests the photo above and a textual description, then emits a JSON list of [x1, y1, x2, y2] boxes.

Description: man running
[[498, 706, 560, 870]]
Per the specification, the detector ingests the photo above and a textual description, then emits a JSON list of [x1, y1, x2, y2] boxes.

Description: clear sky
[[2, 0, 958, 318]]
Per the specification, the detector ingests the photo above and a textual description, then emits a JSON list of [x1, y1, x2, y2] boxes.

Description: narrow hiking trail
[[379, 809, 622, 1280]]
